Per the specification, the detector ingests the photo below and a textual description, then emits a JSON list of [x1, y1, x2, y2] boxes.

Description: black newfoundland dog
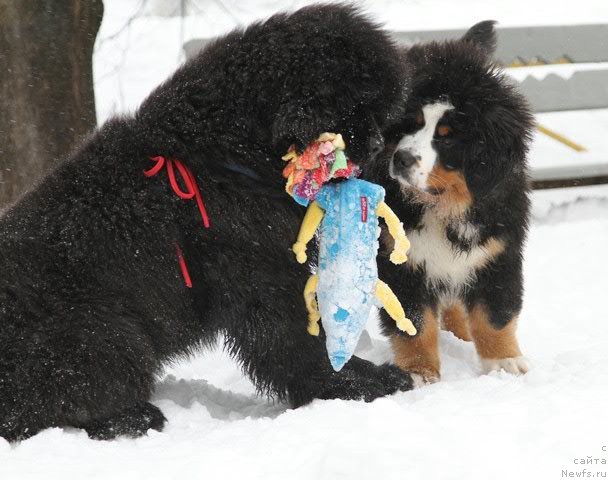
[[0, 4, 414, 441]]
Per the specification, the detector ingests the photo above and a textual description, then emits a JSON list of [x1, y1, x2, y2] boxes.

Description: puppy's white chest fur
[[407, 211, 493, 290]]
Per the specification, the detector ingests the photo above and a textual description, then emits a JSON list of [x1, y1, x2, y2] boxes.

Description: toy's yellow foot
[[307, 317, 321, 336], [375, 280, 416, 336], [390, 251, 408, 265], [396, 317, 417, 336], [292, 241, 308, 264]]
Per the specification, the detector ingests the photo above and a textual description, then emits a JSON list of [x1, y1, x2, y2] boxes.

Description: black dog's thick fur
[[366, 23, 533, 378], [0, 4, 412, 442]]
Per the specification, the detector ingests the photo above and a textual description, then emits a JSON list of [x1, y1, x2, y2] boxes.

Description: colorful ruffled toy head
[[282, 133, 360, 206]]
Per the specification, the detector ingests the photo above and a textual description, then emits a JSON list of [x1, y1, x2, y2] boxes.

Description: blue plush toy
[[286, 134, 417, 371]]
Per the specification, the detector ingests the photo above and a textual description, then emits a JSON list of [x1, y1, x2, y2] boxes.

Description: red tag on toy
[[360, 196, 368, 223]]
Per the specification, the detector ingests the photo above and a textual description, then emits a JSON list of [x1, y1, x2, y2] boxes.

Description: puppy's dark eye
[[415, 110, 424, 127], [443, 161, 457, 171], [437, 125, 452, 137]]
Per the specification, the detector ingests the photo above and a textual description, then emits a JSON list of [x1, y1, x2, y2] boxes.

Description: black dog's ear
[[271, 103, 318, 153], [462, 20, 497, 57]]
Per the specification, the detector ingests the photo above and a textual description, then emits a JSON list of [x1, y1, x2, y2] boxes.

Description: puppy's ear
[[465, 102, 526, 198], [462, 20, 497, 57], [465, 152, 514, 199]]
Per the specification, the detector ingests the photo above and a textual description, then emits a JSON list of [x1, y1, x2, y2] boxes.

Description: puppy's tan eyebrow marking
[[437, 125, 452, 137]]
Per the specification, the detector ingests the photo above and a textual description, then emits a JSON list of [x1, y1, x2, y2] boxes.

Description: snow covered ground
[[2, 1, 608, 479], [2, 191, 607, 479]]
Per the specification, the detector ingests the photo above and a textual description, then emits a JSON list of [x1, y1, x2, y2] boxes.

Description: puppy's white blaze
[[393, 102, 453, 188]]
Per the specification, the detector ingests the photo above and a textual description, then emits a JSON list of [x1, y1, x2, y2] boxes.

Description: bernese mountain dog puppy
[[367, 21, 534, 383]]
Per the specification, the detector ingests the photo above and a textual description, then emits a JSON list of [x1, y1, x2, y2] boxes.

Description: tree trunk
[[0, 0, 104, 208]]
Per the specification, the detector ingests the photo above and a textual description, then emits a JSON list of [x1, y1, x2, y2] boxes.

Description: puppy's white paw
[[480, 356, 529, 375], [411, 373, 440, 388]]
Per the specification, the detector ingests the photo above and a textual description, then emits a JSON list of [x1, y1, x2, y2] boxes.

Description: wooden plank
[[531, 163, 608, 181], [532, 175, 608, 189], [182, 32, 608, 189], [183, 39, 210, 59], [392, 24, 608, 65], [185, 25, 608, 64], [521, 69, 608, 112]]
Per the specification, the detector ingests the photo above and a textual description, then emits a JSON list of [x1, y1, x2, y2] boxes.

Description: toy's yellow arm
[[292, 201, 325, 264], [376, 202, 410, 265]]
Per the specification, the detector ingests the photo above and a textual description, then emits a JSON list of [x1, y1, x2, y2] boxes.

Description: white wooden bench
[[184, 24, 608, 189]]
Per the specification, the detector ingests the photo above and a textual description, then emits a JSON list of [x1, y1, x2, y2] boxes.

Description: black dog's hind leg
[[0, 314, 165, 441], [69, 331, 166, 440]]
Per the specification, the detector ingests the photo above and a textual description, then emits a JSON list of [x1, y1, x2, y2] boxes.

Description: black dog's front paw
[[292, 357, 413, 407], [346, 357, 413, 394], [373, 363, 415, 393], [84, 402, 166, 440], [315, 366, 386, 403]]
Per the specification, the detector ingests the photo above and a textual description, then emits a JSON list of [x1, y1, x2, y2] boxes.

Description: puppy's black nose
[[393, 150, 418, 170]]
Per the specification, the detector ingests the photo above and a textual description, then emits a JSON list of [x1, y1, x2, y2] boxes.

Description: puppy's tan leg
[[441, 302, 471, 341], [391, 307, 440, 382], [469, 304, 528, 374]]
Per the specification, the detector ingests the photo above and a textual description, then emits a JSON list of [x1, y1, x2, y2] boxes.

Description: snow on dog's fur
[[366, 21, 534, 382], [0, 4, 413, 442]]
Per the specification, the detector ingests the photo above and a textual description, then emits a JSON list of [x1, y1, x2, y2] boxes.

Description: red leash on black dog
[[144, 155, 210, 288]]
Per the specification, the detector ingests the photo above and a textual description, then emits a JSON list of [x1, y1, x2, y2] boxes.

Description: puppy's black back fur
[[0, 4, 412, 441]]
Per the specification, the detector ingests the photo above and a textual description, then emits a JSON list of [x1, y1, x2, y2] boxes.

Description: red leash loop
[[175, 244, 193, 288], [144, 156, 210, 228], [145, 156, 211, 288]]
